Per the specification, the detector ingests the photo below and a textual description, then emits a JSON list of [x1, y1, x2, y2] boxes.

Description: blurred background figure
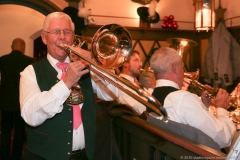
[[0, 38, 34, 160], [117, 50, 155, 114]]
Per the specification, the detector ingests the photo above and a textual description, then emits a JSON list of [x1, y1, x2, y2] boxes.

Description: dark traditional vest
[[148, 86, 178, 113], [26, 57, 96, 160]]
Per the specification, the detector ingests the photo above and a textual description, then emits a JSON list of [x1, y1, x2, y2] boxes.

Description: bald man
[[0, 38, 34, 160], [11, 38, 26, 54]]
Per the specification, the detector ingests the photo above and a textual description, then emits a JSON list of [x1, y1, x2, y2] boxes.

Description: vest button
[[70, 121, 72, 123], [68, 142, 70, 145], [68, 130, 71, 133], [69, 108, 72, 111], [68, 152, 70, 155]]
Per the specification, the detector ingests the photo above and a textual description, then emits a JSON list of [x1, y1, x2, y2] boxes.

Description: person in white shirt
[[150, 47, 236, 148], [117, 50, 155, 114], [20, 12, 118, 160]]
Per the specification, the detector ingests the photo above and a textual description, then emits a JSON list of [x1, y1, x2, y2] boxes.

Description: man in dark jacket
[[0, 38, 34, 160]]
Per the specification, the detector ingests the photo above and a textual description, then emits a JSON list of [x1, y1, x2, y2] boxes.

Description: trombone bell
[[92, 24, 132, 69], [74, 24, 132, 69]]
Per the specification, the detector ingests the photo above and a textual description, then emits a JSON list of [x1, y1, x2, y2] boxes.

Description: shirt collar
[[119, 73, 135, 84], [155, 79, 180, 89], [47, 54, 70, 69]]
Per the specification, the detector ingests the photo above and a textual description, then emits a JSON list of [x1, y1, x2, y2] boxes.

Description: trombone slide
[[58, 43, 169, 122]]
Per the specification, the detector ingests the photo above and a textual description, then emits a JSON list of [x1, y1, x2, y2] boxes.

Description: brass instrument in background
[[184, 70, 239, 110], [167, 38, 198, 71], [184, 69, 200, 81], [167, 37, 239, 110], [60, 24, 169, 122]]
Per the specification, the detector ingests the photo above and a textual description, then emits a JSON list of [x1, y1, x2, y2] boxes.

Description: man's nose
[[59, 30, 66, 39]]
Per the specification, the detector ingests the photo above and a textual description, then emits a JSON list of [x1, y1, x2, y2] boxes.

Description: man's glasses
[[43, 29, 74, 37]]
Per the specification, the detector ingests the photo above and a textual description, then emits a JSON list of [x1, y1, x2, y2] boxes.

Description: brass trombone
[[59, 24, 169, 122]]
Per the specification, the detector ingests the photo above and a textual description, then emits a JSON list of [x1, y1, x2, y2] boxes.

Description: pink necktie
[[56, 62, 68, 80], [56, 62, 82, 130], [72, 105, 82, 130], [134, 78, 140, 88]]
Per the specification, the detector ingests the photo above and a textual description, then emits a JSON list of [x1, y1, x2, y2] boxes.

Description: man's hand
[[201, 90, 211, 108], [149, 74, 156, 89], [212, 88, 230, 110], [62, 45, 91, 89], [63, 60, 89, 89]]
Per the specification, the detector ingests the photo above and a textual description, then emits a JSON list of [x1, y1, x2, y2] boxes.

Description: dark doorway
[[34, 37, 47, 61]]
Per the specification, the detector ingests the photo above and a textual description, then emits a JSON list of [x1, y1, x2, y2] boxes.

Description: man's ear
[[123, 62, 129, 68], [171, 62, 177, 73], [41, 32, 47, 45]]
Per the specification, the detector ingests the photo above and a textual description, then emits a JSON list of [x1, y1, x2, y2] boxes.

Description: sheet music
[[226, 132, 240, 160]]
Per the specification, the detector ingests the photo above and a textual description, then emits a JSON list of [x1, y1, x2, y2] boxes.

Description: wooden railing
[[225, 16, 240, 28], [112, 115, 226, 160]]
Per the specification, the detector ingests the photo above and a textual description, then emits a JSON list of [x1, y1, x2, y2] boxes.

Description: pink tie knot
[[56, 62, 68, 71], [56, 62, 68, 80]]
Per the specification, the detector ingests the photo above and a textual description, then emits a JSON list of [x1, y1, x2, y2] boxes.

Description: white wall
[[0, 4, 45, 57], [85, 0, 195, 29], [221, 0, 240, 27], [0, 0, 240, 57]]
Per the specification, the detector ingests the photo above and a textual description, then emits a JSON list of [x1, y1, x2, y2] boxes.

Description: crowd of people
[[0, 10, 238, 160]]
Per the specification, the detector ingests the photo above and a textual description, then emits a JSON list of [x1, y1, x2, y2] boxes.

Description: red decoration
[[163, 16, 168, 21], [161, 14, 178, 30], [173, 23, 178, 29], [167, 23, 173, 29], [162, 22, 167, 28], [168, 15, 174, 21]]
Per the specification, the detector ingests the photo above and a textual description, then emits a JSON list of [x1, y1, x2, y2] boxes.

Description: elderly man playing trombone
[[149, 47, 236, 149], [20, 12, 118, 160]]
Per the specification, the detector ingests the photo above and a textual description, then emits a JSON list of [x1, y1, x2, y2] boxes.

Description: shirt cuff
[[52, 80, 71, 101], [216, 107, 229, 117]]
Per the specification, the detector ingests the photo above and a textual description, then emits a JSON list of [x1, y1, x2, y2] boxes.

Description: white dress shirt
[[117, 73, 147, 114], [20, 54, 119, 151], [156, 79, 236, 148]]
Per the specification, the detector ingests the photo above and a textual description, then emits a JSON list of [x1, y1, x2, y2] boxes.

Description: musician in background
[[20, 12, 118, 160], [149, 47, 235, 148], [117, 50, 155, 114]]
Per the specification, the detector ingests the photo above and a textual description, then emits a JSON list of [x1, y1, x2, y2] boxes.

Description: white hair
[[43, 12, 75, 31], [150, 47, 182, 74]]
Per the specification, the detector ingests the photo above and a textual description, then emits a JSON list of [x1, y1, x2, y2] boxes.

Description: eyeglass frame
[[43, 29, 74, 37]]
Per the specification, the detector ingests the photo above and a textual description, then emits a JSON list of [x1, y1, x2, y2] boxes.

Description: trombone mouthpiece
[[57, 43, 66, 49], [57, 43, 72, 56]]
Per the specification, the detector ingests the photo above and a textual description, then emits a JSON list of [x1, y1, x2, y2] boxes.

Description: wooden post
[[64, 0, 80, 8], [139, 19, 150, 28]]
